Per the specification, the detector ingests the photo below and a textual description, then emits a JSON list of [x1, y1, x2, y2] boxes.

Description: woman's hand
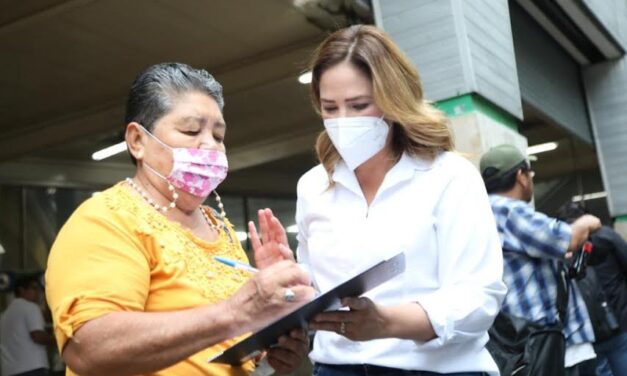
[[249, 208, 294, 269], [266, 329, 309, 374], [309, 297, 387, 341], [309, 297, 436, 342], [229, 260, 316, 333]]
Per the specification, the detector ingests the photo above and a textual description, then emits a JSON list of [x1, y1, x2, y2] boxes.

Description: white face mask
[[323, 116, 389, 170]]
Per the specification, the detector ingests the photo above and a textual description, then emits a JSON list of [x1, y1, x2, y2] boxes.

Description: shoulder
[[592, 225, 620, 247], [13, 298, 39, 313], [53, 183, 141, 247], [297, 164, 329, 198], [598, 225, 618, 238], [489, 194, 523, 208], [432, 151, 481, 178], [71, 183, 128, 221], [420, 151, 485, 193], [489, 194, 531, 216]]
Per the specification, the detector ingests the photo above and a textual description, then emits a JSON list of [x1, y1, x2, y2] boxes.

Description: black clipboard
[[208, 251, 406, 365]]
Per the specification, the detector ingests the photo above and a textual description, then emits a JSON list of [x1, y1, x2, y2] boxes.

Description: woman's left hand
[[309, 297, 387, 341], [266, 329, 309, 374], [249, 208, 295, 269]]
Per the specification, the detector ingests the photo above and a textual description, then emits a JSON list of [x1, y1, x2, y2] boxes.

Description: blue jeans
[[595, 356, 613, 376], [312, 363, 489, 376], [594, 332, 627, 376]]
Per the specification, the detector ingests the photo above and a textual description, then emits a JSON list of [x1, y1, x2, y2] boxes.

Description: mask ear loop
[[378, 115, 391, 129], [138, 124, 174, 151], [135, 124, 178, 211]]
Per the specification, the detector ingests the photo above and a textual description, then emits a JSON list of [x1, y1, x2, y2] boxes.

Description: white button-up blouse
[[296, 151, 507, 374]]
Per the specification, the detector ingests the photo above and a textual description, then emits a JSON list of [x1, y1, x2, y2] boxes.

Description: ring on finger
[[283, 288, 296, 302], [340, 321, 347, 334]]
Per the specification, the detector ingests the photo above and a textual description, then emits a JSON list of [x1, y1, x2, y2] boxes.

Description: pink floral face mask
[[140, 125, 228, 198]]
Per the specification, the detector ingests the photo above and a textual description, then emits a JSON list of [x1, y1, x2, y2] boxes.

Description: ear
[[125, 122, 146, 161], [515, 169, 528, 189]]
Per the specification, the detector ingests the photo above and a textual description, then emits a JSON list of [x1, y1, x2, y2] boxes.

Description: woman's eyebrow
[[320, 95, 372, 103], [214, 120, 226, 130], [345, 95, 372, 102], [177, 116, 206, 126]]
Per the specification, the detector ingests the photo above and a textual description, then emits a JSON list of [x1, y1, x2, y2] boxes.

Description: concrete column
[[614, 217, 627, 239], [584, 58, 627, 221], [580, 0, 627, 224], [435, 94, 528, 167], [373, 0, 528, 164]]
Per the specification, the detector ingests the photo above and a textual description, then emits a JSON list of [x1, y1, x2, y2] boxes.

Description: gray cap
[[480, 144, 533, 182]]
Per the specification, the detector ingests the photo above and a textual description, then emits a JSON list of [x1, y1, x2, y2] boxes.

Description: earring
[[214, 190, 226, 219]]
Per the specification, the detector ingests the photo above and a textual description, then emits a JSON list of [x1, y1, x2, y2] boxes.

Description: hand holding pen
[[215, 256, 319, 299], [225, 259, 316, 334], [217, 258, 315, 371], [215, 256, 297, 302]]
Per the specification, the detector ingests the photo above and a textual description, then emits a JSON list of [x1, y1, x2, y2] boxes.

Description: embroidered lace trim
[[103, 182, 250, 302]]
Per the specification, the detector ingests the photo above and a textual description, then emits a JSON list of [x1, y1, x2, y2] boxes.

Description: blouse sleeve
[[295, 175, 315, 281], [417, 161, 507, 347], [45, 201, 151, 352]]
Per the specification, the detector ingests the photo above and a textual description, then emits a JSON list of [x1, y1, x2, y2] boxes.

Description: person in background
[[1, 275, 56, 376], [558, 202, 627, 376], [297, 25, 507, 375], [45, 63, 316, 376], [480, 144, 602, 375]]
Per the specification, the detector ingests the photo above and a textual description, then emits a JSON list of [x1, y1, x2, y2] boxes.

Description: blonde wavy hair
[[309, 25, 454, 175]]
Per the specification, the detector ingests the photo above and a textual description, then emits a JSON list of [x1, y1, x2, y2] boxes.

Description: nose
[[198, 128, 219, 150]]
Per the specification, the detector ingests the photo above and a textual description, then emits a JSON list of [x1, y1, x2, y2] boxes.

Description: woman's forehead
[[159, 92, 225, 126], [319, 64, 372, 100]]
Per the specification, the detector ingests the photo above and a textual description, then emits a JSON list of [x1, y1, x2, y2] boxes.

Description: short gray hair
[[124, 62, 224, 132]]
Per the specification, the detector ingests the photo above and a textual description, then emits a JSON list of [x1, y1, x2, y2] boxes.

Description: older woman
[[298, 26, 507, 375], [45, 63, 315, 376]]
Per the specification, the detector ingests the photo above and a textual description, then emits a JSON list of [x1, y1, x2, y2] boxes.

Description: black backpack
[[486, 264, 568, 376]]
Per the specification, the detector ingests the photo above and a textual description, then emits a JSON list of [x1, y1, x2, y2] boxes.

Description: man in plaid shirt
[[480, 144, 602, 375]]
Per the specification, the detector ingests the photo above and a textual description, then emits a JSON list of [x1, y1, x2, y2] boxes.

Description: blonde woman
[[298, 25, 507, 375]]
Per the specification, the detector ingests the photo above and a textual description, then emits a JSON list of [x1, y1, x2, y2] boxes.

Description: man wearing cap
[[480, 144, 602, 375]]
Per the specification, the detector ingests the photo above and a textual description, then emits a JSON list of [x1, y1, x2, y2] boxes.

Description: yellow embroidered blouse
[[45, 182, 255, 375]]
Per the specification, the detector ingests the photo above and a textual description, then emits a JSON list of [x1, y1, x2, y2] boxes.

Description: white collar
[[331, 152, 436, 197]]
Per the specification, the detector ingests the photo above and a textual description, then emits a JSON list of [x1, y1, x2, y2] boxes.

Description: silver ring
[[283, 288, 296, 302], [340, 321, 346, 334]]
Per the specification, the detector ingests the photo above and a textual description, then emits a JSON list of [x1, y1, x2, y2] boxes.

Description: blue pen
[[214, 256, 259, 274]]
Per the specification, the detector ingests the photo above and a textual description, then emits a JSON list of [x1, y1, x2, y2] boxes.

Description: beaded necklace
[[125, 177, 226, 233]]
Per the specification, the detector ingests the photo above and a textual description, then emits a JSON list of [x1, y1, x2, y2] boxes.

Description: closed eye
[[351, 103, 370, 110]]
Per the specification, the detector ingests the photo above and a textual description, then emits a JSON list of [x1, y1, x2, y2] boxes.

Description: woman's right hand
[[228, 259, 316, 333], [249, 208, 295, 268]]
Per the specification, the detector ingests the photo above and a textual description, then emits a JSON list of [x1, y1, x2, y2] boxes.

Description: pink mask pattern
[[169, 148, 228, 197], [141, 126, 229, 198]]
